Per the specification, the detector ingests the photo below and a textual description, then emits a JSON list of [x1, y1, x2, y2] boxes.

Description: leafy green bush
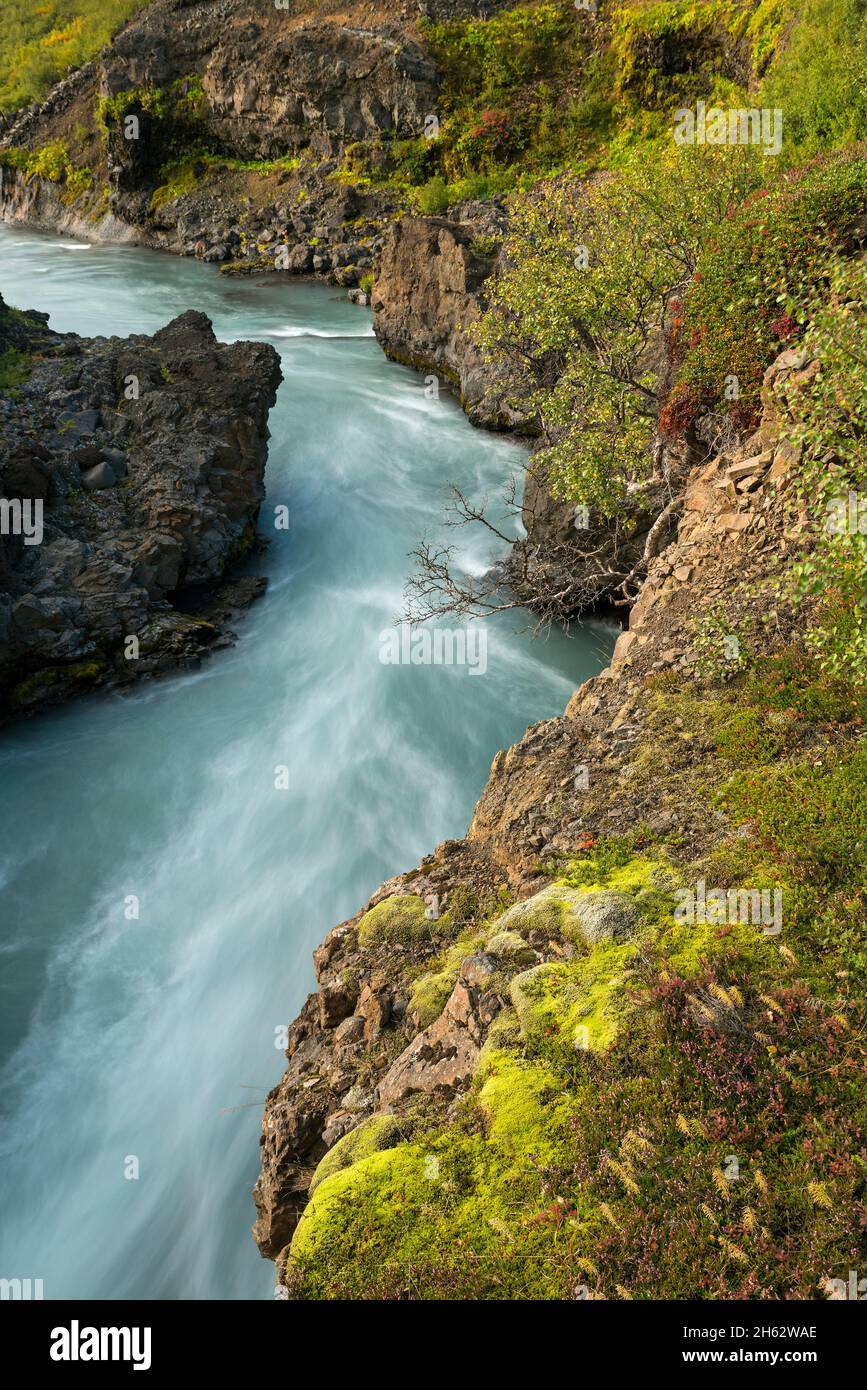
[[676, 150, 867, 427], [415, 174, 450, 215], [478, 145, 763, 507], [773, 255, 867, 683]]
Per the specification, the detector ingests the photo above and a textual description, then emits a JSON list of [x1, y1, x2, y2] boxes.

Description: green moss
[[287, 1052, 594, 1298], [290, 1143, 424, 1266], [150, 158, 202, 213], [484, 928, 536, 963], [479, 1004, 522, 1058], [0, 347, 32, 389], [97, 86, 167, 136], [11, 656, 106, 708], [409, 968, 455, 1026], [286, 632, 867, 1299], [509, 939, 633, 1051], [493, 879, 649, 945], [662, 907, 785, 978], [357, 893, 444, 946], [309, 1114, 402, 1195], [477, 1050, 570, 1157], [715, 706, 789, 767], [491, 884, 580, 939]]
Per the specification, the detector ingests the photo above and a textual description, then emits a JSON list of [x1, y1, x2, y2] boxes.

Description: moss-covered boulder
[[409, 968, 454, 1027], [495, 884, 637, 945], [309, 1113, 402, 1195], [357, 893, 430, 946], [484, 928, 536, 964], [509, 939, 632, 1050]]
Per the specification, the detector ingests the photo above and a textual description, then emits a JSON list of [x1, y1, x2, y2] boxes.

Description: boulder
[[493, 884, 638, 946], [309, 1114, 402, 1195], [484, 929, 536, 965]]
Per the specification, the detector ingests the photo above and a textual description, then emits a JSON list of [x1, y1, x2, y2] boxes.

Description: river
[[0, 225, 615, 1299]]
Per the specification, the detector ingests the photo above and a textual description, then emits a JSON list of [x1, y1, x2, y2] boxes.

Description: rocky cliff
[[371, 206, 518, 427], [0, 294, 281, 719], [0, 0, 444, 285]]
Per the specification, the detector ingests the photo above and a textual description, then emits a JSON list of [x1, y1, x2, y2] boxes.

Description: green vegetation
[[357, 893, 453, 946], [777, 256, 867, 683], [678, 150, 867, 426], [308, 1115, 402, 1194], [478, 145, 766, 508], [477, 139, 866, 509], [761, 0, 867, 155], [0, 1, 143, 112], [11, 657, 107, 708], [0, 140, 95, 203], [149, 150, 300, 213], [0, 347, 31, 389], [96, 84, 167, 135]]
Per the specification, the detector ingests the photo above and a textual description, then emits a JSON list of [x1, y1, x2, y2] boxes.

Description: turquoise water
[[0, 227, 616, 1299]]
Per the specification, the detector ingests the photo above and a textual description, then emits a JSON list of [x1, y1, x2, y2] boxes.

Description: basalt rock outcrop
[[0, 293, 281, 719], [371, 205, 518, 427]]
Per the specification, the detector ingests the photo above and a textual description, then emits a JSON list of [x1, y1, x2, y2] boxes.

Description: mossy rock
[[495, 884, 637, 946], [409, 968, 454, 1027], [309, 1114, 402, 1195], [12, 656, 106, 708], [509, 940, 632, 1051], [358, 893, 435, 946], [479, 1004, 522, 1062], [484, 928, 536, 964], [289, 1052, 584, 1289], [291, 1143, 424, 1264]]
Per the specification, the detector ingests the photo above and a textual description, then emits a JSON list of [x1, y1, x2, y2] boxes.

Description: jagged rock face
[[372, 210, 521, 427], [202, 24, 438, 159], [100, 0, 439, 159], [375, 972, 499, 1109], [0, 297, 282, 718]]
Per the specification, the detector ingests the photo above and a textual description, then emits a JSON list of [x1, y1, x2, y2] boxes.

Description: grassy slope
[[285, 651, 866, 1298], [0, 1, 144, 112]]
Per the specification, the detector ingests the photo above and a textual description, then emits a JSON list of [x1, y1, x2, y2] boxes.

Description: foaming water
[[0, 228, 617, 1299]]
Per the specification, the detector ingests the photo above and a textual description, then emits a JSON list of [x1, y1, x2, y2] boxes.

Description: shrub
[[678, 150, 867, 425], [478, 144, 764, 508], [775, 255, 867, 683], [415, 174, 451, 215]]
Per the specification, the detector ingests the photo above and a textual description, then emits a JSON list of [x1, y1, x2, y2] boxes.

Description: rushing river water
[[0, 226, 616, 1299]]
